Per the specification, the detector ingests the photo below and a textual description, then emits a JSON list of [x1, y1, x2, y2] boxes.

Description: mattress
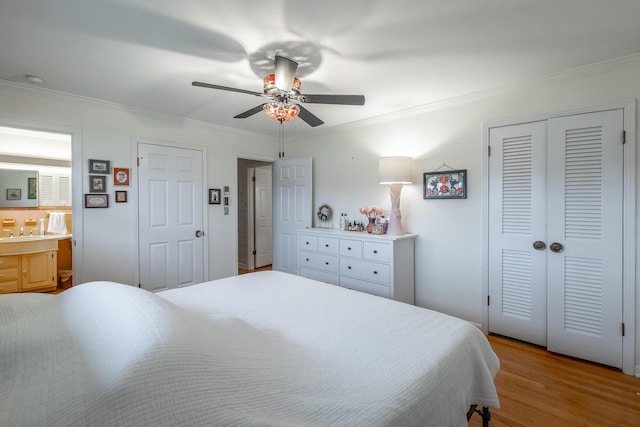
[[0, 270, 498, 426]]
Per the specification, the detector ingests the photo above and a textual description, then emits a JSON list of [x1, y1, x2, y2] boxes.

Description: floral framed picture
[[113, 168, 130, 186], [423, 169, 467, 199], [89, 175, 107, 193], [115, 190, 127, 203]]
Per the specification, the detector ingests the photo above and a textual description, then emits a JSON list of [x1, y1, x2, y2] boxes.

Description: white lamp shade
[[378, 156, 413, 184]]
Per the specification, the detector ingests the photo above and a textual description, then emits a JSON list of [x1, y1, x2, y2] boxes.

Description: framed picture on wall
[[423, 169, 467, 199], [6, 189, 21, 200], [89, 175, 107, 192], [89, 159, 111, 174], [115, 190, 127, 203], [113, 168, 130, 186], [85, 193, 109, 208], [209, 188, 221, 204]]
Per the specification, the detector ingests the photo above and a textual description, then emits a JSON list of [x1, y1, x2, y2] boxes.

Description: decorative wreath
[[317, 204, 333, 222]]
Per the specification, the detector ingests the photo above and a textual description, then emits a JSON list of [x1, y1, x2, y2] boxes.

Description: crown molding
[[0, 79, 271, 141]]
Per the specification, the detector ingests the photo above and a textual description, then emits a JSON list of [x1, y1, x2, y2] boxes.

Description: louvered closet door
[[488, 110, 624, 368], [488, 121, 549, 346], [546, 110, 623, 368]]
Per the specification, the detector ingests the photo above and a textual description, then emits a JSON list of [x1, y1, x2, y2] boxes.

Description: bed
[[0, 270, 499, 426]]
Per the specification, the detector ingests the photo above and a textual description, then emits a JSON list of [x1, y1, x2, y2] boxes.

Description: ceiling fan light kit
[[192, 55, 365, 127]]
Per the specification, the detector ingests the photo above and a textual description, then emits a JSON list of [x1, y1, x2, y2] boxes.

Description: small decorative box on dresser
[[297, 228, 416, 304]]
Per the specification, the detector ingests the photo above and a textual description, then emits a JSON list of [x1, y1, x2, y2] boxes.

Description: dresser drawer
[[0, 279, 19, 293], [299, 234, 318, 251], [300, 267, 339, 286], [317, 236, 339, 255], [340, 239, 363, 258], [340, 258, 390, 284], [0, 255, 19, 268], [299, 251, 339, 273], [0, 266, 19, 281], [340, 276, 390, 298], [363, 241, 390, 262]]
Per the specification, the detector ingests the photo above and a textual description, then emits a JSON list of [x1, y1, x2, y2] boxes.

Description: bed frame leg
[[475, 406, 491, 427]]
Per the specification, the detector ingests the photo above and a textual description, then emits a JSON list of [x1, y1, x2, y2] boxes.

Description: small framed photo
[[423, 169, 467, 199], [89, 159, 110, 174], [85, 193, 109, 208], [6, 189, 21, 200], [115, 190, 127, 203], [223, 186, 230, 195], [113, 168, 130, 186], [223, 196, 229, 206], [89, 175, 107, 192], [28, 177, 37, 199], [209, 188, 221, 204]]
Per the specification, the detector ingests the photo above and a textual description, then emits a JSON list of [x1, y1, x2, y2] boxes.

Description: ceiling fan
[[192, 55, 365, 127]]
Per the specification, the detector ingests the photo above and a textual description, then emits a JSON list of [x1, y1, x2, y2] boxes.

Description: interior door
[[138, 142, 205, 292], [273, 157, 312, 274], [254, 165, 273, 268], [488, 110, 624, 368]]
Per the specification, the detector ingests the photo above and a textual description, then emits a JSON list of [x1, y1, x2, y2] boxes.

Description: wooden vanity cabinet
[[0, 239, 58, 293]]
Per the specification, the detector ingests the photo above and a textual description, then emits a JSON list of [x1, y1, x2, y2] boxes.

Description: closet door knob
[[532, 241, 546, 250], [550, 242, 564, 253]]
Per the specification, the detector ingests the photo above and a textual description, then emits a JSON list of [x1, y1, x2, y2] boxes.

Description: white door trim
[[134, 137, 208, 288], [482, 99, 636, 375], [0, 116, 83, 284]]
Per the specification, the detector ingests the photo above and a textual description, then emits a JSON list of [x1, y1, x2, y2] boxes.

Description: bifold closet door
[[488, 110, 624, 368], [488, 120, 549, 347], [546, 110, 623, 368]]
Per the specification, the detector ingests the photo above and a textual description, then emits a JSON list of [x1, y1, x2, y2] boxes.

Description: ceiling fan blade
[[297, 105, 324, 127], [274, 55, 298, 92], [298, 94, 365, 105], [192, 81, 263, 97], [234, 104, 267, 118]]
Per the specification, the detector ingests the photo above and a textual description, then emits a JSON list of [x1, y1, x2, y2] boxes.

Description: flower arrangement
[[359, 206, 383, 219]]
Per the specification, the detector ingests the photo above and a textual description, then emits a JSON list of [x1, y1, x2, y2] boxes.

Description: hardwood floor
[[469, 334, 640, 426], [238, 265, 272, 275]]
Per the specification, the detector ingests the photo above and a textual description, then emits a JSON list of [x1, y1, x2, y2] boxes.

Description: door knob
[[195, 230, 204, 237], [533, 241, 546, 250], [549, 242, 564, 253]]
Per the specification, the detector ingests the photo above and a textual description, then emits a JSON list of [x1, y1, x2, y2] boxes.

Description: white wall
[[0, 81, 277, 285], [285, 55, 640, 373]]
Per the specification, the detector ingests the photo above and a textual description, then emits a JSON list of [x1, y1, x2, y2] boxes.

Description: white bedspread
[[0, 271, 498, 426]]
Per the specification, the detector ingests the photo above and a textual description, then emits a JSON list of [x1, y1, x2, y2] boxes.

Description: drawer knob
[[305, 241, 310, 245], [347, 247, 351, 250], [347, 266, 352, 269], [373, 271, 378, 275], [325, 262, 329, 265], [325, 244, 329, 247], [373, 250, 378, 254], [306, 258, 309, 261]]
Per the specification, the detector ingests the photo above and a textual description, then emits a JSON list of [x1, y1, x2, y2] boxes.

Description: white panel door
[[488, 121, 549, 346], [254, 165, 273, 268], [138, 143, 204, 292], [273, 157, 312, 274], [546, 110, 623, 367]]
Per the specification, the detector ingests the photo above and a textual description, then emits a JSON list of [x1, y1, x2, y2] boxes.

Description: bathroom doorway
[[0, 120, 81, 288]]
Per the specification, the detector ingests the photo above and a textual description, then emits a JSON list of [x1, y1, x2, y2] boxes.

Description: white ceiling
[[1, 0, 640, 137]]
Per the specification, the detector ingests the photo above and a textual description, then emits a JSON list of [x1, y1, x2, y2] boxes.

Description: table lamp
[[378, 156, 413, 236]]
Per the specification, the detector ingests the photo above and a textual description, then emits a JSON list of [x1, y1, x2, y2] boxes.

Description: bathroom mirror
[[0, 169, 38, 207]]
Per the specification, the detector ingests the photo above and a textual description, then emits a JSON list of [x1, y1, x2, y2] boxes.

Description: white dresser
[[297, 228, 416, 304]]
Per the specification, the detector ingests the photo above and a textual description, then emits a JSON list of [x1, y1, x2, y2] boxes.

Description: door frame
[[482, 99, 636, 375], [134, 137, 208, 288], [0, 116, 83, 283]]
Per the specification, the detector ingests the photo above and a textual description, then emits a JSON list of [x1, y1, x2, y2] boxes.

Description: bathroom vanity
[[0, 235, 70, 293]]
